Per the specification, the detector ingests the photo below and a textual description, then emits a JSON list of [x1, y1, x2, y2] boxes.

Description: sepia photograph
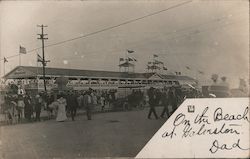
[[0, 0, 249, 158]]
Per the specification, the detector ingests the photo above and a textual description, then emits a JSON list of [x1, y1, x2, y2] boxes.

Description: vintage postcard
[[0, 0, 249, 158]]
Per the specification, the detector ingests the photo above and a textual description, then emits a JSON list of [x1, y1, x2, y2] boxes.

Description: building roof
[[3, 66, 195, 81]]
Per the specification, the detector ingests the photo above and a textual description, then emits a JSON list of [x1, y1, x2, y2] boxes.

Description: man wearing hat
[[168, 86, 178, 114], [82, 89, 93, 120], [66, 91, 78, 121], [160, 87, 170, 118], [35, 94, 42, 121], [147, 87, 158, 119]]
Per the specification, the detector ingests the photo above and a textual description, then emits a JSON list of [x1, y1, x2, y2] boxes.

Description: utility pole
[[37, 25, 48, 92]]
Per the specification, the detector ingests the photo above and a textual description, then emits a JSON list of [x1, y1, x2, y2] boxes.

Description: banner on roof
[[5, 67, 37, 79]]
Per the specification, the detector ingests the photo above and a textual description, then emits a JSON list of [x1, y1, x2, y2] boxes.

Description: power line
[[0, 0, 192, 61], [75, 11, 247, 58], [45, 0, 192, 48], [1, 14, 244, 66], [3, 10, 245, 64]]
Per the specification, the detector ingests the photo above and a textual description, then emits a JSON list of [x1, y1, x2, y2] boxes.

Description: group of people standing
[[3, 88, 97, 124], [46, 92, 77, 122], [147, 86, 181, 119], [46, 89, 96, 122], [4, 93, 44, 124]]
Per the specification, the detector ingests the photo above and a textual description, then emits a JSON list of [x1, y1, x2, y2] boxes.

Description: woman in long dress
[[56, 94, 67, 122]]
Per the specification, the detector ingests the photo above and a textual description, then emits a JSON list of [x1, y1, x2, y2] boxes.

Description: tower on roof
[[147, 54, 167, 74], [119, 61, 135, 73], [118, 49, 137, 73]]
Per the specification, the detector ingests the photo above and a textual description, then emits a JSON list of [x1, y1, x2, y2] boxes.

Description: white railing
[[23, 82, 174, 90]]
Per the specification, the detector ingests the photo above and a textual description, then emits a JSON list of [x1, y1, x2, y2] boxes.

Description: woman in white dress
[[56, 94, 67, 122]]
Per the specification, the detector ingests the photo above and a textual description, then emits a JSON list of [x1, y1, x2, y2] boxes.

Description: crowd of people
[[3, 93, 44, 124], [1, 84, 201, 124], [1, 88, 124, 124]]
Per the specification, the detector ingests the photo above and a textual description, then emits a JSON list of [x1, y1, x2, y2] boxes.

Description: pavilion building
[[3, 66, 196, 93]]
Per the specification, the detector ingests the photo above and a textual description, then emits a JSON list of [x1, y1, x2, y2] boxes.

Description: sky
[[0, 0, 249, 88]]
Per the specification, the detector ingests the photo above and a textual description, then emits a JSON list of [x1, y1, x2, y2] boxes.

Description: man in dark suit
[[67, 91, 78, 121], [35, 94, 42, 122], [82, 90, 93, 120], [168, 86, 178, 114], [160, 88, 170, 118], [24, 94, 33, 121], [147, 87, 158, 119]]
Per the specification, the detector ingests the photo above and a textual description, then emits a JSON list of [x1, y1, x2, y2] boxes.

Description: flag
[[185, 66, 190, 70], [19, 45, 27, 54], [4, 57, 8, 63], [154, 60, 163, 64], [154, 61, 159, 65], [163, 66, 168, 70], [148, 65, 160, 70], [153, 54, 158, 58], [128, 57, 134, 61], [119, 58, 124, 61], [198, 70, 204, 74], [37, 54, 43, 62], [127, 50, 134, 53]]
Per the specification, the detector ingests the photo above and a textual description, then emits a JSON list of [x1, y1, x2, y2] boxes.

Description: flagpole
[[19, 53, 21, 66], [125, 50, 128, 62], [128, 58, 130, 73], [3, 62, 5, 76], [125, 50, 129, 73], [133, 61, 135, 72], [133, 58, 135, 73], [119, 58, 121, 72]]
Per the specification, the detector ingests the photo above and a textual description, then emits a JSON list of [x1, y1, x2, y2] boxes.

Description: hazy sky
[[0, 0, 249, 87]]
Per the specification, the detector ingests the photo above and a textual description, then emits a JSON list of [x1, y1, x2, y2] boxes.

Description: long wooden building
[[3, 66, 196, 92]]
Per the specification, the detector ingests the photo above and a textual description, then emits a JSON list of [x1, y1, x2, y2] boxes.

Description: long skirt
[[56, 104, 67, 122]]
